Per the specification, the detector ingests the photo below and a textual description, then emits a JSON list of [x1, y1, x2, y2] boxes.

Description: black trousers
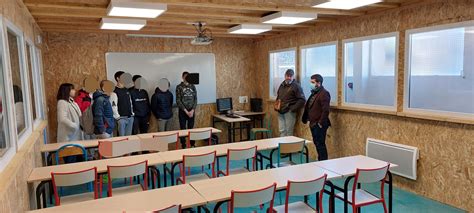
[[179, 109, 195, 148], [310, 125, 329, 161], [133, 116, 150, 135]]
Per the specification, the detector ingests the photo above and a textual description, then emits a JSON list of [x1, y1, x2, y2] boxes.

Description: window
[[0, 21, 10, 157], [343, 33, 398, 109], [34, 47, 45, 120], [6, 22, 31, 145], [405, 21, 474, 116], [269, 48, 296, 99], [301, 42, 337, 104], [26, 42, 38, 123]]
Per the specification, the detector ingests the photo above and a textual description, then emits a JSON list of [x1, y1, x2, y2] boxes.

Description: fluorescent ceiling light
[[101, 18, 146, 30], [228, 24, 272, 34], [126, 34, 194, 38], [261, 11, 317, 25], [107, 0, 167, 18], [312, 0, 382, 10]]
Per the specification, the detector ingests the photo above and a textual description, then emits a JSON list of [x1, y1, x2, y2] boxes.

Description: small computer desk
[[212, 112, 265, 143]]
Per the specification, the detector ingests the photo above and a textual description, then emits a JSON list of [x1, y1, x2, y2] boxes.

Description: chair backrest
[[287, 174, 327, 197], [98, 138, 138, 158], [228, 146, 257, 161], [278, 141, 305, 155], [264, 113, 272, 129], [355, 164, 390, 184], [154, 204, 182, 213], [51, 167, 98, 206], [152, 133, 179, 150], [55, 144, 88, 165], [230, 183, 276, 212], [183, 151, 216, 168], [188, 130, 212, 148], [107, 161, 148, 197]]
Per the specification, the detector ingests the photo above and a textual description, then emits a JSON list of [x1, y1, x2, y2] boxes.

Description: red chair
[[51, 167, 98, 206], [177, 151, 216, 184], [229, 183, 277, 213], [154, 204, 182, 213], [187, 129, 212, 148], [335, 164, 390, 213], [218, 146, 257, 176], [107, 160, 148, 197], [273, 174, 327, 213]]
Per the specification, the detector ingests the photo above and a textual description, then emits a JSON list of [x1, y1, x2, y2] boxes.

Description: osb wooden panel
[[43, 32, 255, 143], [253, 0, 473, 210], [0, 0, 41, 41]]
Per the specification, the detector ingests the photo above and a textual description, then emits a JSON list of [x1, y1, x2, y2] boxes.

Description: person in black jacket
[[275, 69, 305, 137], [130, 75, 151, 134], [92, 80, 115, 139], [151, 78, 173, 132]]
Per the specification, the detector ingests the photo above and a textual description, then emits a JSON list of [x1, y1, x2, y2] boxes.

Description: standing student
[[92, 80, 115, 139], [151, 78, 173, 132], [176, 71, 197, 148], [275, 69, 305, 137], [130, 75, 151, 134], [302, 74, 331, 161], [113, 71, 134, 136], [75, 78, 96, 140], [56, 83, 83, 143]]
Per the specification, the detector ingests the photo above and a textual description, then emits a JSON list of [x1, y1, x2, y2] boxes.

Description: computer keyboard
[[225, 114, 240, 118]]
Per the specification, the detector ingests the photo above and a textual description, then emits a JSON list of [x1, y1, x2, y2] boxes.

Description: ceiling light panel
[[108, 0, 167, 18]]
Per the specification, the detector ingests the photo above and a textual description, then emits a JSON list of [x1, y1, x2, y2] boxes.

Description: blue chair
[[55, 144, 88, 165], [250, 113, 272, 140]]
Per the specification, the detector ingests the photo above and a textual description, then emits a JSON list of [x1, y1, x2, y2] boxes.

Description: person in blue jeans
[[113, 71, 135, 136], [92, 80, 116, 139]]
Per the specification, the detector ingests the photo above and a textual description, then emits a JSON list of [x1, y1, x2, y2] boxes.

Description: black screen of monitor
[[217, 98, 232, 113]]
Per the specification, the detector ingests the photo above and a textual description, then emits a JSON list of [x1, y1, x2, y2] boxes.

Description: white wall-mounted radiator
[[366, 138, 419, 180]]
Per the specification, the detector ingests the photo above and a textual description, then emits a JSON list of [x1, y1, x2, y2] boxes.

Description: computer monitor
[[216, 98, 233, 114]]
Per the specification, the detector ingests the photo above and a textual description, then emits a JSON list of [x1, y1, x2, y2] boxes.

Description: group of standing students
[[56, 71, 197, 149]]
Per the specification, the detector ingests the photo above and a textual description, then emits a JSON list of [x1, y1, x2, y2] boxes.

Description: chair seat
[[178, 173, 211, 183], [251, 128, 270, 133], [59, 192, 96, 205], [336, 189, 382, 205], [111, 185, 144, 196], [273, 201, 316, 213], [228, 167, 251, 175], [273, 161, 296, 168]]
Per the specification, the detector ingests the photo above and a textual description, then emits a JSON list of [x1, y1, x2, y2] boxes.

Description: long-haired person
[[56, 83, 83, 143]]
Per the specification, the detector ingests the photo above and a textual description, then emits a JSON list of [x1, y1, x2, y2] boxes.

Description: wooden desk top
[[212, 114, 251, 123], [158, 136, 309, 163], [27, 184, 206, 213], [28, 153, 165, 183], [190, 162, 342, 203], [313, 155, 398, 177], [137, 127, 221, 139], [40, 135, 140, 153]]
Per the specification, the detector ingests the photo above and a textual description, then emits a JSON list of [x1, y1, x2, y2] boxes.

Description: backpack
[[81, 105, 94, 135]]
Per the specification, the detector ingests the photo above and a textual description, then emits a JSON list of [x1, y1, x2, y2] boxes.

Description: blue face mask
[[310, 83, 320, 92]]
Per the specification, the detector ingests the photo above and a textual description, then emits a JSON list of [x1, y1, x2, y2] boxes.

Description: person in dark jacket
[[114, 71, 135, 136], [275, 69, 305, 137], [130, 75, 151, 134], [151, 78, 173, 132], [302, 74, 331, 161], [176, 71, 197, 148], [92, 80, 115, 139]]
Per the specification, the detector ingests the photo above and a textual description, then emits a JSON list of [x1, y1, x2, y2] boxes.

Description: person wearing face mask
[[275, 69, 305, 137], [302, 74, 331, 161], [56, 83, 83, 143]]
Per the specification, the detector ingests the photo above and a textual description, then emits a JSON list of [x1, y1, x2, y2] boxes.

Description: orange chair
[[176, 151, 216, 184], [51, 167, 98, 206], [218, 146, 257, 176], [107, 160, 148, 197]]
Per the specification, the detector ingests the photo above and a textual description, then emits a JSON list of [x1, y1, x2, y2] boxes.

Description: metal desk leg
[[35, 181, 49, 209], [213, 201, 228, 213], [163, 164, 167, 187], [343, 176, 354, 213], [227, 122, 232, 143], [388, 171, 393, 213], [232, 123, 236, 143]]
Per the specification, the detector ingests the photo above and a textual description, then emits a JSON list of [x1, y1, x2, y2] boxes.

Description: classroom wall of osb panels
[[42, 33, 257, 143], [253, 0, 473, 211]]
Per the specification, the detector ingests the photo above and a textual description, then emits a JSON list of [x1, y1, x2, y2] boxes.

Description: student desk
[[189, 162, 342, 213], [29, 153, 166, 209], [157, 136, 310, 186], [212, 112, 265, 143], [314, 155, 398, 213], [27, 184, 207, 213], [137, 127, 222, 150], [235, 111, 266, 127]]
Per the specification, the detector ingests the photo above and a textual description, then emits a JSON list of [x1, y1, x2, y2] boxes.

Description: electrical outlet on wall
[[239, 96, 248, 104]]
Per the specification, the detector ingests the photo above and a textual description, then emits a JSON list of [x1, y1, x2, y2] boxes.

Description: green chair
[[250, 113, 272, 140]]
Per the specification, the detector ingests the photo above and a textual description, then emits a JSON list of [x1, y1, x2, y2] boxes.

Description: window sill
[[336, 105, 397, 116], [397, 111, 474, 125]]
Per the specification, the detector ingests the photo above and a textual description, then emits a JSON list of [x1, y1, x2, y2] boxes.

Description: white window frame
[[0, 15, 18, 172], [300, 41, 338, 106], [341, 32, 399, 112], [25, 38, 42, 128], [4, 19, 33, 149], [403, 21, 474, 121], [269, 47, 297, 100], [34, 47, 46, 120]]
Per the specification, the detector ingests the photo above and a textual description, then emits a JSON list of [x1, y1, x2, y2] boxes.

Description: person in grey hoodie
[[176, 71, 197, 148]]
